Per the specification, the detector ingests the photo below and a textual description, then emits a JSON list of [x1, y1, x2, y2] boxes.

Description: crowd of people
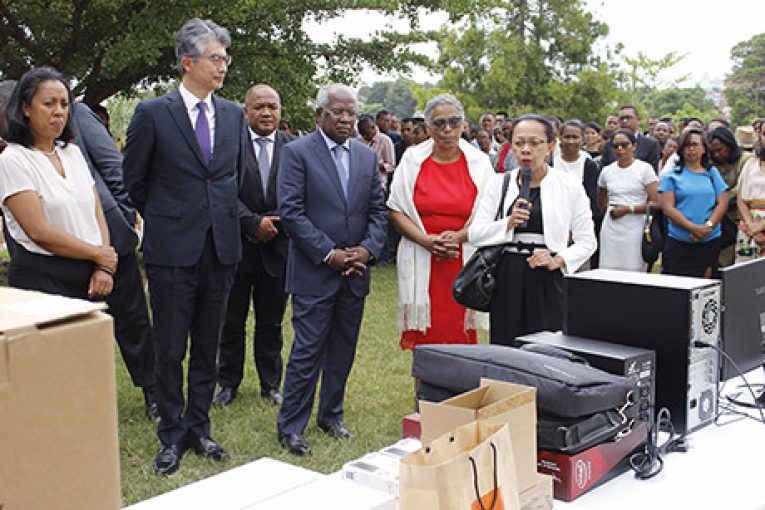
[[1, 16, 764, 477]]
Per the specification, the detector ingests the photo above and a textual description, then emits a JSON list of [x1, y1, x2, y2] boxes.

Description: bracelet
[[96, 265, 114, 277]]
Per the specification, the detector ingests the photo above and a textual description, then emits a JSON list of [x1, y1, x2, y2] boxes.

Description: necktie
[[256, 138, 271, 195], [195, 101, 212, 166], [331, 144, 349, 199]]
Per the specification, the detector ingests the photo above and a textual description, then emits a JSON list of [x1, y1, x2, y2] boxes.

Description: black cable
[[692, 341, 765, 425], [628, 407, 687, 480]]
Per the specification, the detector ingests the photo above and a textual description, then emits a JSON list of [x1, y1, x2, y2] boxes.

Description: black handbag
[[720, 214, 737, 248], [452, 172, 511, 312], [641, 200, 663, 264]]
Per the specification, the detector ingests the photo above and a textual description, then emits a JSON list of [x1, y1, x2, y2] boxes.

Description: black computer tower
[[564, 269, 719, 434]]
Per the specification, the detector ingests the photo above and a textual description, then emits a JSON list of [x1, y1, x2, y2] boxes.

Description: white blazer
[[468, 167, 597, 274]]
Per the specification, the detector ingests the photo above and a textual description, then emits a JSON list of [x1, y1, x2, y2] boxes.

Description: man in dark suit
[[600, 105, 661, 172], [276, 83, 387, 456], [123, 18, 247, 476], [213, 84, 294, 407], [72, 102, 158, 420]]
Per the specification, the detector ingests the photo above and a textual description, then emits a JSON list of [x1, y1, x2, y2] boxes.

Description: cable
[[629, 407, 687, 480], [692, 341, 765, 425]]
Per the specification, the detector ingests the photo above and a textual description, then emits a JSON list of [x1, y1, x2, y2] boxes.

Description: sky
[[304, 0, 763, 88]]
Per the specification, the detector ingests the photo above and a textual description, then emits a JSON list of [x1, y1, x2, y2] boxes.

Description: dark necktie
[[331, 144, 349, 199], [256, 138, 271, 195], [195, 101, 212, 166]]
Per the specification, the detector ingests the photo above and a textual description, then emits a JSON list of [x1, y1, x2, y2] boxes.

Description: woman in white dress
[[597, 129, 659, 271]]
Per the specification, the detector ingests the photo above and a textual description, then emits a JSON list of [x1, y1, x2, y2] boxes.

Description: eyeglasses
[[199, 54, 232, 66], [512, 139, 546, 149], [325, 108, 359, 119], [611, 141, 632, 149], [430, 116, 463, 130]]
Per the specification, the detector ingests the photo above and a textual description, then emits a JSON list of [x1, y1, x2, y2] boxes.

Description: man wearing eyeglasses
[[600, 105, 661, 172], [123, 18, 248, 476], [276, 83, 387, 456]]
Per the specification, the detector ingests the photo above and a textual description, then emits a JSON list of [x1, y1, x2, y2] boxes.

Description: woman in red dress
[[387, 94, 496, 350]]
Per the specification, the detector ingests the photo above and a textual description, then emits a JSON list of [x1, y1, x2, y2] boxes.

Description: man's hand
[[250, 215, 280, 244], [342, 246, 371, 277]]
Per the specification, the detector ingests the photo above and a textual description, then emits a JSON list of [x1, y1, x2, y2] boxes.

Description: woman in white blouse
[[0, 67, 116, 299], [468, 114, 596, 345]]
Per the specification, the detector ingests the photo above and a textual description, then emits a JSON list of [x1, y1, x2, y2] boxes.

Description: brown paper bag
[[399, 421, 521, 510]]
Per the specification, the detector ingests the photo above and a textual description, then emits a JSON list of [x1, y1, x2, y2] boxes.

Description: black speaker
[[564, 269, 719, 434]]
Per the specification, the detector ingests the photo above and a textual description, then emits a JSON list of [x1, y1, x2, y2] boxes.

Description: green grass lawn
[[118, 263, 416, 506]]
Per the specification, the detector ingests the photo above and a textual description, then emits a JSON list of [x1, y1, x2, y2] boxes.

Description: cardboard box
[[520, 473, 554, 510], [0, 288, 119, 510], [419, 378, 537, 491], [341, 451, 400, 496], [248, 476, 395, 510], [536, 422, 648, 501]]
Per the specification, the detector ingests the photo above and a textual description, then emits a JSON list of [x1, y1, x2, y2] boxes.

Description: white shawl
[[387, 138, 497, 332]]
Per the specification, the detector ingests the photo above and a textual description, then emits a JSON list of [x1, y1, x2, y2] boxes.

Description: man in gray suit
[[276, 84, 387, 456], [214, 84, 294, 407], [73, 102, 157, 420], [123, 18, 248, 476]]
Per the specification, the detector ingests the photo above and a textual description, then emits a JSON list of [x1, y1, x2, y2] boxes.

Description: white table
[[124, 457, 394, 510], [561, 372, 765, 509]]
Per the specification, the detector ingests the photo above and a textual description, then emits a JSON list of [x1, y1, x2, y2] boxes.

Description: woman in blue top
[[659, 127, 729, 278]]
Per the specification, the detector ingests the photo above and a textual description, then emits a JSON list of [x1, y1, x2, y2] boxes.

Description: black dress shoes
[[191, 436, 229, 461], [262, 388, 283, 406], [318, 420, 354, 439], [142, 386, 159, 421], [212, 386, 237, 405], [279, 432, 311, 456], [154, 444, 182, 476]]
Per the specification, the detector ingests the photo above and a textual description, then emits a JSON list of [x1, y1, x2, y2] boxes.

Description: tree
[[623, 51, 688, 113], [358, 79, 418, 118], [434, 0, 611, 120], [0, 1, 439, 130], [726, 32, 765, 127], [650, 87, 720, 121]]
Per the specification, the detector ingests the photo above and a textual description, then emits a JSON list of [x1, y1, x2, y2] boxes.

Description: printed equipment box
[[0, 288, 119, 510]]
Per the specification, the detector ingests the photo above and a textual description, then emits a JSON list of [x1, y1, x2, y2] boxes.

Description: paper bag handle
[[469, 442, 499, 510]]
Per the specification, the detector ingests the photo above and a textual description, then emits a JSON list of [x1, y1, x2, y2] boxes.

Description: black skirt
[[662, 236, 722, 278], [489, 251, 564, 346], [8, 243, 94, 299]]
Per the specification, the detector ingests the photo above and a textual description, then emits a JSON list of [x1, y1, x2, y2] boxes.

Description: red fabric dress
[[400, 154, 479, 351]]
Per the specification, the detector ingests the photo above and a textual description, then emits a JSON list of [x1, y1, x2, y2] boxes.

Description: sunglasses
[[431, 116, 463, 130], [611, 141, 632, 149]]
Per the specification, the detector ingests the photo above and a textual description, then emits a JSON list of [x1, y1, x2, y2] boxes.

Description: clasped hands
[[425, 230, 462, 259], [328, 246, 371, 277]]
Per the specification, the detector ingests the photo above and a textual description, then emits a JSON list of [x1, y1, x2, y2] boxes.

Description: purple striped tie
[[195, 101, 212, 166]]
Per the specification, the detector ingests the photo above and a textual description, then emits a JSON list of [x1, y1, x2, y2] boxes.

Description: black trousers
[[106, 248, 155, 390], [147, 233, 236, 447], [489, 252, 564, 346], [217, 248, 287, 393]]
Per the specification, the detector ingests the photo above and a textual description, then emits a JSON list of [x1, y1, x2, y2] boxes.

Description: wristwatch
[[705, 220, 714, 228]]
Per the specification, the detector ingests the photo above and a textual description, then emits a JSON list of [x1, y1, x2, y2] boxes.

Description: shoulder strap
[[494, 171, 512, 221]]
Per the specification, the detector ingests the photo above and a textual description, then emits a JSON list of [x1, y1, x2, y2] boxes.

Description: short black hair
[[375, 110, 389, 121], [706, 118, 729, 129], [676, 127, 711, 170], [4, 67, 75, 148], [619, 105, 639, 117], [495, 110, 508, 117], [611, 128, 637, 144], [357, 114, 375, 130], [509, 114, 554, 142], [584, 121, 601, 134], [562, 119, 585, 136]]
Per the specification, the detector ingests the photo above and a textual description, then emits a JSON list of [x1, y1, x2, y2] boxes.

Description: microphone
[[518, 166, 532, 228]]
